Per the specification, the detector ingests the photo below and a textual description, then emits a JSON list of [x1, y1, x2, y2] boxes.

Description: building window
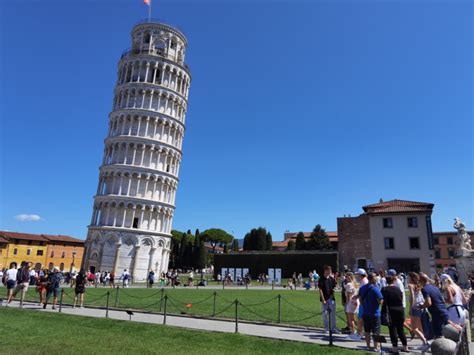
[[133, 217, 139, 229], [50, 251, 55, 258], [448, 248, 455, 258], [447, 237, 453, 245], [61, 251, 66, 258], [27, 249, 31, 256], [13, 248, 18, 255], [407, 217, 418, 228], [383, 218, 393, 228], [434, 249, 441, 259], [40, 242, 44, 246], [433, 237, 439, 245], [384, 237, 395, 250], [409, 237, 420, 250], [60, 262, 65, 271], [28, 240, 32, 245], [37, 250, 44, 256]]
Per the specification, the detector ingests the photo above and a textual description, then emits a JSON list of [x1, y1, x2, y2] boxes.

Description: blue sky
[[0, 0, 472, 241]]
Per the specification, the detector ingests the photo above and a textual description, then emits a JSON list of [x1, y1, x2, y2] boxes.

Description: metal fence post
[[59, 288, 64, 313], [328, 304, 333, 346], [212, 291, 217, 317], [235, 299, 239, 333], [159, 288, 164, 312], [277, 294, 281, 323], [163, 295, 168, 325], [222, 279, 225, 290], [106, 291, 110, 318], [114, 286, 119, 308]]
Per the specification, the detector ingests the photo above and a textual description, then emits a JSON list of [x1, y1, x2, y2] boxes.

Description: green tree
[[307, 225, 332, 250], [198, 240, 207, 269], [295, 232, 306, 250], [287, 240, 296, 251], [232, 239, 239, 252], [201, 228, 234, 253], [193, 231, 201, 268], [266, 232, 273, 251], [243, 227, 270, 251], [243, 233, 249, 250], [223, 243, 229, 254]]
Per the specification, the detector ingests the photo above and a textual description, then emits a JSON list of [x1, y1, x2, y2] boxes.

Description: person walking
[[419, 273, 449, 338], [36, 269, 49, 306], [407, 272, 429, 348], [4, 262, 18, 305], [73, 269, 87, 308], [359, 272, 383, 352], [381, 275, 409, 352], [440, 274, 468, 325], [148, 270, 155, 288], [344, 273, 360, 339], [318, 265, 339, 334], [43, 266, 64, 310], [109, 271, 115, 288], [354, 268, 369, 339], [121, 269, 130, 288], [8, 262, 32, 305]]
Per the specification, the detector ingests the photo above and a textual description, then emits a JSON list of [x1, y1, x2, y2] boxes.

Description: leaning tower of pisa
[[83, 20, 191, 281]]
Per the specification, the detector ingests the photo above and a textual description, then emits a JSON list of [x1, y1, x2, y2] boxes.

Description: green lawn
[[9, 286, 408, 330], [0, 308, 366, 355]]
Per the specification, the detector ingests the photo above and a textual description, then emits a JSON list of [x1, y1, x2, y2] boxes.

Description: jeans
[[323, 298, 337, 331]]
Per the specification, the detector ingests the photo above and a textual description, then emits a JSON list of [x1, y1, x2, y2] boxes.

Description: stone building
[[337, 199, 436, 274], [83, 19, 191, 281], [0, 231, 84, 271], [432, 231, 473, 270], [272, 231, 338, 251]]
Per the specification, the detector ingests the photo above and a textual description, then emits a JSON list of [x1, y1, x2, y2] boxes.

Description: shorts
[[12, 282, 29, 296], [6, 280, 16, 290], [410, 306, 423, 318], [363, 315, 381, 335], [47, 287, 60, 298]]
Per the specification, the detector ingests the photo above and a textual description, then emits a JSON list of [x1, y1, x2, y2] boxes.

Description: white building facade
[[83, 20, 191, 281]]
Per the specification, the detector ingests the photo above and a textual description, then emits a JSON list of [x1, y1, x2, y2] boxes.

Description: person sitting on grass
[[359, 272, 383, 352], [73, 269, 87, 308]]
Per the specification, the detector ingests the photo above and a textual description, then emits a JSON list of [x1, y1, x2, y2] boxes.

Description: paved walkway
[[4, 301, 434, 353]]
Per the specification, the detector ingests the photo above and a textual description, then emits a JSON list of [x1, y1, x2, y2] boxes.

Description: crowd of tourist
[[319, 265, 472, 353]]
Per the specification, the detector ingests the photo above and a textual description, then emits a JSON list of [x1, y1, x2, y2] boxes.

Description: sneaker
[[52, 306, 56, 310], [420, 343, 431, 352], [332, 329, 341, 334], [43, 304, 47, 309], [80, 306, 84, 309], [349, 333, 360, 340]]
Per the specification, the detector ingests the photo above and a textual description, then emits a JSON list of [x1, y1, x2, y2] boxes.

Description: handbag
[[381, 306, 390, 326]]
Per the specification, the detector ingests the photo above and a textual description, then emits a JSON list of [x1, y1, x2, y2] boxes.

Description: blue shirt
[[360, 284, 383, 317], [421, 284, 448, 318]]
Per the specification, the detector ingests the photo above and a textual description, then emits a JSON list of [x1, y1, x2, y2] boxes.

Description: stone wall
[[337, 214, 372, 271]]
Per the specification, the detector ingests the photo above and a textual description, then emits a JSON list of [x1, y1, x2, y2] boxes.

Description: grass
[[7, 286, 409, 331], [0, 307, 367, 355]]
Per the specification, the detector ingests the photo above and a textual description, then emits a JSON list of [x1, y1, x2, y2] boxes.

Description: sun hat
[[355, 268, 367, 276]]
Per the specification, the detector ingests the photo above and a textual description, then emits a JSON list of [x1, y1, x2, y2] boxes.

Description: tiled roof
[[0, 231, 48, 242], [41, 234, 85, 244], [0, 231, 83, 244], [362, 199, 434, 214], [0, 236, 9, 243], [283, 232, 338, 241]]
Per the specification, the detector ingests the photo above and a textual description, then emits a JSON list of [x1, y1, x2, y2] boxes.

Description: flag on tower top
[[144, 0, 151, 6]]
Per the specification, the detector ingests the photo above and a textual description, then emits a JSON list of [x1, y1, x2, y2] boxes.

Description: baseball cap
[[387, 269, 397, 277], [355, 268, 367, 276]]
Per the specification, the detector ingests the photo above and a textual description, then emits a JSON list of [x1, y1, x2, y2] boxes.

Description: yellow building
[[0, 231, 84, 271]]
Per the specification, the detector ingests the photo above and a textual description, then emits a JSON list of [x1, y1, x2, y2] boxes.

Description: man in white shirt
[[121, 269, 130, 288]]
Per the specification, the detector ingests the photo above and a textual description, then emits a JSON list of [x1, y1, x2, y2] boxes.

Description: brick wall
[[337, 214, 371, 271]]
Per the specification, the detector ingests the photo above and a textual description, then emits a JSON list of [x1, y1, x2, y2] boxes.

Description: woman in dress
[[73, 269, 87, 308], [344, 273, 359, 339], [441, 274, 468, 325], [407, 272, 429, 347], [36, 269, 49, 305]]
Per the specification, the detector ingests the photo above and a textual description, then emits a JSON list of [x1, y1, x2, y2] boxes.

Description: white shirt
[[395, 277, 406, 308], [6, 268, 17, 281]]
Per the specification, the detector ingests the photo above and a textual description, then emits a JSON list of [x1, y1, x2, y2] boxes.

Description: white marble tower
[[83, 19, 191, 281]]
